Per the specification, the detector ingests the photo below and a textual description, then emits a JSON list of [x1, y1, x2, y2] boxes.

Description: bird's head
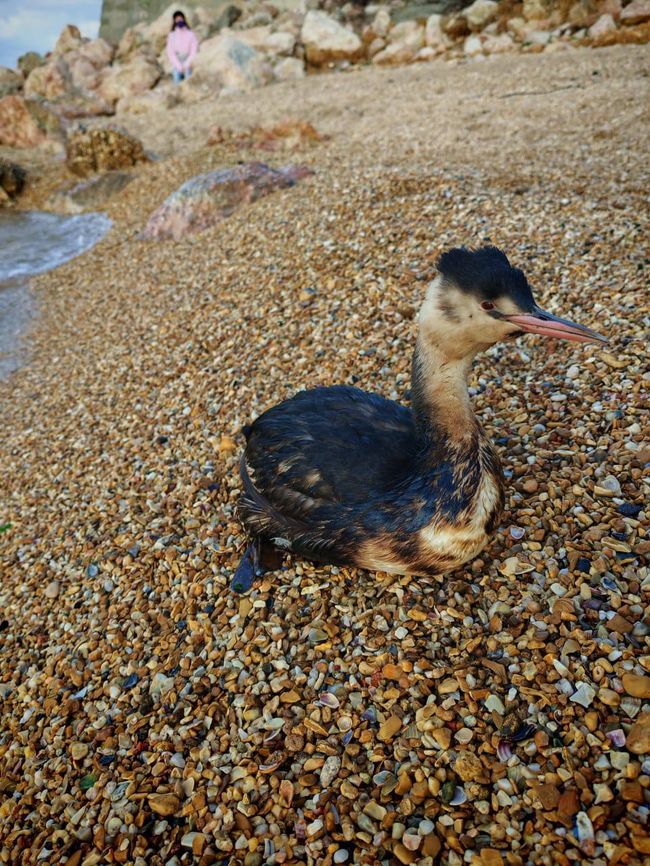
[[419, 246, 606, 360]]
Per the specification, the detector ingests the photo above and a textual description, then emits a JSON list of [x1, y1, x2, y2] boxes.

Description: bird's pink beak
[[504, 307, 607, 344]]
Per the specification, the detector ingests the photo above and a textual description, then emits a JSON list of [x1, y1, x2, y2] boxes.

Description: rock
[[0, 96, 45, 147], [300, 11, 363, 66], [462, 0, 499, 31], [0, 159, 26, 203], [570, 682, 596, 707], [522, 0, 555, 20], [626, 714, 650, 754], [17, 51, 44, 79], [0, 67, 23, 98], [45, 580, 60, 598], [533, 783, 561, 809], [66, 127, 149, 177], [568, 0, 601, 27], [378, 715, 403, 741], [70, 742, 89, 760], [622, 674, 650, 698], [621, 0, 650, 24], [148, 793, 180, 816], [24, 60, 73, 100], [53, 24, 86, 57], [49, 171, 134, 214], [453, 750, 487, 783], [67, 39, 115, 92], [370, 8, 391, 39], [373, 21, 424, 64], [320, 755, 341, 786], [441, 14, 470, 40], [483, 32, 515, 53], [98, 57, 161, 107], [273, 57, 306, 81], [425, 14, 449, 51], [192, 34, 274, 92], [235, 26, 296, 57], [464, 34, 484, 56], [525, 30, 553, 45]]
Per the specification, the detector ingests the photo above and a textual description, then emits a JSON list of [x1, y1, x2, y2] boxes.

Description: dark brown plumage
[[231, 247, 606, 592]]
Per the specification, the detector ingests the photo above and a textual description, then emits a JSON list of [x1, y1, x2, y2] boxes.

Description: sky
[[0, 0, 102, 69]]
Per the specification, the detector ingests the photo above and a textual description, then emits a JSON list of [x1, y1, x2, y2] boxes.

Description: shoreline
[[0, 45, 648, 864]]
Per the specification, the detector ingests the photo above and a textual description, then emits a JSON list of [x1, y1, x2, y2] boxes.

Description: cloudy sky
[[0, 0, 102, 69]]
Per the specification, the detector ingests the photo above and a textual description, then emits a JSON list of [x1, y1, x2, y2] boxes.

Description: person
[[167, 10, 198, 84]]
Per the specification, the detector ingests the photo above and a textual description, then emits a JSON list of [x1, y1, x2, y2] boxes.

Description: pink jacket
[[167, 28, 198, 71]]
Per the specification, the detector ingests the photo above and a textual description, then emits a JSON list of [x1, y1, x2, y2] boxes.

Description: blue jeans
[[172, 68, 191, 84]]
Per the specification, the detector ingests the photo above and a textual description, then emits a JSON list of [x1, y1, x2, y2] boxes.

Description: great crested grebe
[[231, 246, 606, 592]]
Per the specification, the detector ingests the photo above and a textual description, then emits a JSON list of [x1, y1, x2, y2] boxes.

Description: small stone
[[534, 783, 560, 810], [402, 829, 422, 851], [363, 801, 386, 821], [622, 674, 650, 698], [484, 694, 505, 714], [148, 794, 180, 817], [481, 850, 504, 866], [70, 743, 88, 760], [454, 750, 487, 783], [45, 580, 60, 598], [599, 687, 620, 707], [522, 478, 538, 493], [626, 715, 650, 755], [570, 682, 596, 708], [378, 715, 402, 741], [431, 727, 452, 749], [394, 842, 416, 865], [557, 788, 580, 819], [454, 727, 474, 744], [320, 755, 341, 787], [608, 614, 634, 634]]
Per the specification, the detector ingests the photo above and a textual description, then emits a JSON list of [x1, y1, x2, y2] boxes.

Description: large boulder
[[66, 127, 149, 176], [0, 95, 45, 147], [300, 11, 363, 65], [588, 13, 617, 36], [67, 39, 115, 92], [621, 1, 650, 24], [0, 67, 23, 98], [53, 24, 86, 57], [462, 0, 499, 30], [24, 59, 73, 100], [17, 51, 44, 79], [141, 162, 313, 241], [192, 34, 274, 92], [97, 57, 162, 108]]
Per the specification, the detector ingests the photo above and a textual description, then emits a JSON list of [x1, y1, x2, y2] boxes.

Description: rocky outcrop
[[24, 59, 73, 101], [141, 162, 313, 240], [66, 127, 149, 176], [621, 1, 650, 24], [300, 10, 363, 65], [98, 57, 162, 107], [192, 34, 274, 92]]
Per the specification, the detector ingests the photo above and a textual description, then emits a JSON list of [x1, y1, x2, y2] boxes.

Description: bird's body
[[239, 385, 504, 578], [232, 247, 606, 592]]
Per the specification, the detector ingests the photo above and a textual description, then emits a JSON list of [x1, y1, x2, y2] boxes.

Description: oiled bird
[[231, 246, 606, 592]]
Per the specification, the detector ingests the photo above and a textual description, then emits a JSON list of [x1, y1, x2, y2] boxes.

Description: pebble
[[622, 674, 650, 698], [44, 580, 60, 598], [626, 715, 650, 755]]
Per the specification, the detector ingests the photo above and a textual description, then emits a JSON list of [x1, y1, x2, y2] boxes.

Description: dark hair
[[171, 10, 187, 30]]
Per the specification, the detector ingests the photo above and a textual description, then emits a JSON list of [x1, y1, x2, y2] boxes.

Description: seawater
[[0, 210, 111, 379]]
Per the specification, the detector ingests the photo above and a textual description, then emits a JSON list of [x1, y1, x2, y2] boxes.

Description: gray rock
[[141, 162, 313, 241]]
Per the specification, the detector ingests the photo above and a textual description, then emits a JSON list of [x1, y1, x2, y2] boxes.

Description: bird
[[230, 246, 606, 592]]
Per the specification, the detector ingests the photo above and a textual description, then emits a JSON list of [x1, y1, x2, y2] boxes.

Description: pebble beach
[[0, 43, 649, 866]]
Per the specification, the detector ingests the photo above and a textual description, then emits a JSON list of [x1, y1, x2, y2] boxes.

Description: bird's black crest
[[437, 246, 535, 308]]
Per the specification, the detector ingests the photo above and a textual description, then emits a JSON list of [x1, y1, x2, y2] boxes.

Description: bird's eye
[[481, 301, 495, 311]]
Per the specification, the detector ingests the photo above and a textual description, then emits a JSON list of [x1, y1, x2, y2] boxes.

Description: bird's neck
[[410, 335, 479, 449]]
